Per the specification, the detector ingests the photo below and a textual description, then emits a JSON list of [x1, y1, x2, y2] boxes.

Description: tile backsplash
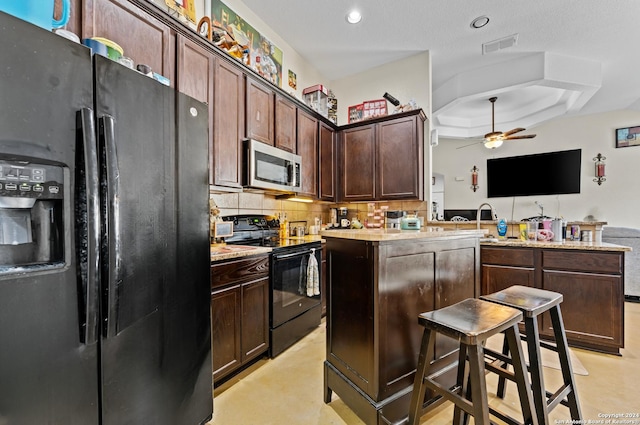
[[211, 192, 325, 224], [211, 191, 429, 229]]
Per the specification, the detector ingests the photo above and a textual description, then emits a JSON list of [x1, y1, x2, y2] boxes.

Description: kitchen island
[[321, 228, 484, 425]]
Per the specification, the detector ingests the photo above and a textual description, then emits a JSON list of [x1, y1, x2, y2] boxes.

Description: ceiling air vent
[[482, 33, 519, 55]]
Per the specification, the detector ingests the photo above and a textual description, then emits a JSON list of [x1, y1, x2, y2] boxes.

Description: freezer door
[[94, 55, 212, 425], [0, 12, 100, 425]]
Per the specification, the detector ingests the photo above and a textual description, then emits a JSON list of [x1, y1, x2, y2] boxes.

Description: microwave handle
[[287, 161, 298, 187]]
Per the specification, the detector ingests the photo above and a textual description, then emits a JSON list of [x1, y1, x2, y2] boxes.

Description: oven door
[[271, 244, 321, 327]]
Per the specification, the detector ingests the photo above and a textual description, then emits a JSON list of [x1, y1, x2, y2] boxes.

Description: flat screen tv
[[487, 149, 581, 198]]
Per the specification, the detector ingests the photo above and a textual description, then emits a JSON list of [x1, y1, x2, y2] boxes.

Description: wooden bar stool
[[407, 298, 537, 425], [481, 285, 582, 425]]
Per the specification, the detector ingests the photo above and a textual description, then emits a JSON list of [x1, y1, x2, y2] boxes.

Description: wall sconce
[[471, 165, 479, 192], [593, 153, 606, 185]]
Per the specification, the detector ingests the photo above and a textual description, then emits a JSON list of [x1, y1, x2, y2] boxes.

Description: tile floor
[[208, 302, 640, 424]]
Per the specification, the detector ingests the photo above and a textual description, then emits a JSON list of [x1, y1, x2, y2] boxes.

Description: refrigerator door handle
[[78, 108, 100, 345], [100, 114, 122, 338]]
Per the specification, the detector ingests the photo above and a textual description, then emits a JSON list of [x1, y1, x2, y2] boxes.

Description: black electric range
[[220, 214, 322, 358]]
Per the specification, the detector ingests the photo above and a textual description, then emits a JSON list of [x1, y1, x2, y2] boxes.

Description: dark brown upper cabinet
[[339, 110, 425, 202], [376, 113, 424, 200], [318, 122, 336, 201], [275, 95, 297, 153], [82, 0, 175, 86], [246, 76, 275, 145], [340, 124, 376, 201], [297, 109, 319, 198], [212, 59, 245, 189], [176, 35, 215, 185]]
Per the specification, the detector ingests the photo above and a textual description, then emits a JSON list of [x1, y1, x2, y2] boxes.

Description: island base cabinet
[[324, 236, 479, 425]]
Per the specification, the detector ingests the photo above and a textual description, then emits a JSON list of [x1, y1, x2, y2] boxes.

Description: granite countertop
[[431, 220, 608, 226], [319, 227, 485, 242], [210, 245, 272, 262], [210, 236, 324, 262], [480, 239, 631, 252]]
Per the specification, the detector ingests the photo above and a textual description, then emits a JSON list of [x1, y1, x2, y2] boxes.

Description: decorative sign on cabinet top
[[207, 0, 283, 87]]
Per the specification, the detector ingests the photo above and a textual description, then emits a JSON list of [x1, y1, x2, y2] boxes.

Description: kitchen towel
[[306, 250, 319, 297]]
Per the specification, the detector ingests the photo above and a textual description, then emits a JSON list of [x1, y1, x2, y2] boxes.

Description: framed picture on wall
[[615, 125, 640, 148]]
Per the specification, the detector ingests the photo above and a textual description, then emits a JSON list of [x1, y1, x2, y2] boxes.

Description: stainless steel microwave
[[244, 139, 302, 192]]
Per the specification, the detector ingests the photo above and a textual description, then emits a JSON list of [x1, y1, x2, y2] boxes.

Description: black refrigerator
[[0, 12, 213, 425]]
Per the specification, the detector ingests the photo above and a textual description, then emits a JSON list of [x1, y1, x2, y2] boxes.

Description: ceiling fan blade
[[505, 134, 536, 140], [503, 127, 526, 137], [456, 140, 483, 149]]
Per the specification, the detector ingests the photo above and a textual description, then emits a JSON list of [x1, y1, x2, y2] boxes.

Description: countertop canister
[[551, 219, 563, 242]]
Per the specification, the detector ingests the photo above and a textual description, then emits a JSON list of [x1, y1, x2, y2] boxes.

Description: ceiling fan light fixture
[[484, 139, 503, 149], [346, 10, 362, 24]]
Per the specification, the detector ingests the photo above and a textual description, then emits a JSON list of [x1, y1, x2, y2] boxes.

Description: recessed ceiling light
[[470, 15, 490, 29], [346, 10, 362, 24]]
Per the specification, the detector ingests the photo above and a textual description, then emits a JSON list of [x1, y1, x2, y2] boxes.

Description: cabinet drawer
[[481, 247, 534, 267], [211, 255, 269, 290], [542, 250, 622, 274]]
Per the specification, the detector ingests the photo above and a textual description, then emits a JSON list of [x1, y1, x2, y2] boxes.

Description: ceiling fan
[[458, 96, 537, 149]]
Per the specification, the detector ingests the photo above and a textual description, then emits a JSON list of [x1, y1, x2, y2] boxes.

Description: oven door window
[[271, 248, 321, 327], [255, 151, 289, 186]]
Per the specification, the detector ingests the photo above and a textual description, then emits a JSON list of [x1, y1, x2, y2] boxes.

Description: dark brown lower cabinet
[[210, 255, 269, 383], [324, 236, 479, 425], [481, 246, 625, 355]]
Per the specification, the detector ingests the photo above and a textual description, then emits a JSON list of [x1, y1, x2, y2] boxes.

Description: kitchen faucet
[[535, 201, 544, 219], [476, 203, 496, 230]]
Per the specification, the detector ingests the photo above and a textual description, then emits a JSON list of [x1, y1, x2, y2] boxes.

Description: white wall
[[433, 109, 640, 228], [329, 52, 431, 126]]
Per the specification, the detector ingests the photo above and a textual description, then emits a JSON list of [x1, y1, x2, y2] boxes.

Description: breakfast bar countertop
[[480, 238, 631, 252]]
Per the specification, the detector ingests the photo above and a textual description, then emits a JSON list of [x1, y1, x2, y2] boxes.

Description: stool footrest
[[538, 339, 559, 353], [423, 378, 474, 415], [488, 405, 530, 425], [547, 384, 574, 411], [520, 334, 559, 354], [484, 347, 518, 367], [485, 358, 517, 382]]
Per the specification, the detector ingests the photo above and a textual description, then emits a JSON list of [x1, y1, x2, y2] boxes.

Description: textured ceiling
[[239, 0, 640, 138]]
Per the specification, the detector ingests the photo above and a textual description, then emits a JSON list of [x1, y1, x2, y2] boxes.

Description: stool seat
[[481, 285, 562, 318], [419, 298, 523, 345]]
